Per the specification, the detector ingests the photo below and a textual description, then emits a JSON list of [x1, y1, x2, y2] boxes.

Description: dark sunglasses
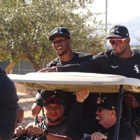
[[52, 39, 66, 45], [44, 97, 64, 106], [109, 38, 126, 45]]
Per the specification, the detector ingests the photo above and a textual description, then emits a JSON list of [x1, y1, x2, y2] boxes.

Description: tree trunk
[[5, 60, 17, 74]]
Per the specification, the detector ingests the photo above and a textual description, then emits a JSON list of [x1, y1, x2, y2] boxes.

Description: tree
[[0, 0, 105, 74]]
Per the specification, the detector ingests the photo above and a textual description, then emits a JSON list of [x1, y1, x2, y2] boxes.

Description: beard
[[47, 116, 63, 123], [114, 47, 127, 56]]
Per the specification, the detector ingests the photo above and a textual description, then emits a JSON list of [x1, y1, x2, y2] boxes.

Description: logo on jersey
[[111, 65, 119, 68], [134, 64, 140, 73]]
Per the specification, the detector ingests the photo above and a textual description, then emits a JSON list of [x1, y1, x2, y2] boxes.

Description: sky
[[91, 0, 140, 24]]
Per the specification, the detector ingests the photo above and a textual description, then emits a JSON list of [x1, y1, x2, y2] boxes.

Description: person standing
[[0, 66, 19, 140], [32, 27, 95, 118]]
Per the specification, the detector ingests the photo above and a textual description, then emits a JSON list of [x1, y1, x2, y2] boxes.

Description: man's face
[[45, 104, 65, 124], [109, 37, 129, 56], [96, 108, 113, 128], [51, 36, 72, 56]]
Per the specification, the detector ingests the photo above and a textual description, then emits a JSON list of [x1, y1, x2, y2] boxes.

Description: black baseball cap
[[96, 96, 118, 112], [49, 27, 71, 41], [106, 25, 129, 39]]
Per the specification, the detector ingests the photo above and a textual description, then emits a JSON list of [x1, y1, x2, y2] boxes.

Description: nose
[[96, 110, 99, 115], [112, 44, 118, 49]]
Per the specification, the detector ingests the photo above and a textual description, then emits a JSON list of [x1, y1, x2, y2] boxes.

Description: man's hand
[[38, 66, 57, 72], [91, 132, 107, 140], [76, 88, 89, 103], [17, 106, 24, 124], [125, 94, 140, 108], [14, 126, 26, 137], [25, 125, 44, 136]]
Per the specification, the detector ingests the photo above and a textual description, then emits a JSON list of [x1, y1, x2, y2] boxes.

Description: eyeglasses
[[44, 97, 64, 106], [52, 39, 66, 45], [109, 38, 126, 45], [45, 106, 62, 111]]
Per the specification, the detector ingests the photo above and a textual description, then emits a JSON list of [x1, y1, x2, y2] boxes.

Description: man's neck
[[60, 51, 74, 62]]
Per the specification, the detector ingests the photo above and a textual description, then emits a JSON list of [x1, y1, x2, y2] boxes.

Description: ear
[[126, 38, 130, 44], [110, 110, 116, 117], [68, 39, 72, 44]]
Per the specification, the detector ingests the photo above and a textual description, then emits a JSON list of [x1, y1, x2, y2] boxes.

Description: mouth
[[56, 47, 62, 50], [96, 115, 101, 120]]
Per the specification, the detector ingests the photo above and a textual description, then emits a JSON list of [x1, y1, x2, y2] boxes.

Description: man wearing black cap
[[69, 88, 136, 140], [32, 27, 95, 118], [14, 93, 83, 140]]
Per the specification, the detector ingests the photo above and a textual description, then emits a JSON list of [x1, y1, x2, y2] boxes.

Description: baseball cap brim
[[49, 33, 70, 41], [106, 34, 122, 39]]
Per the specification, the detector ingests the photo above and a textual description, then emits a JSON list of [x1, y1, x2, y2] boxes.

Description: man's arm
[[31, 92, 44, 116], [17, 105, 24, 124], [125, 94, 140, 108], [69, 88, 97, 134], [47, 133, 72, 140], [31, 103, 42, 116], [39, 57, 97, 73]]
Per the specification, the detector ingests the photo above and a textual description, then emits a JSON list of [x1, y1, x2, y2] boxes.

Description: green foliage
[[0, 0, 105, 71]]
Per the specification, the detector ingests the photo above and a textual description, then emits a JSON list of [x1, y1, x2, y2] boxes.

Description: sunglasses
[[44, 97, 64, 106], [52, 39, 66, 45], [109, 38, 126, 45]]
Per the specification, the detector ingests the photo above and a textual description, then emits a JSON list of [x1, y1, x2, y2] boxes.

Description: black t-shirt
[[0, 66, 19, 140], [36, 52, 96, 118], [38, 118, 83, 140]]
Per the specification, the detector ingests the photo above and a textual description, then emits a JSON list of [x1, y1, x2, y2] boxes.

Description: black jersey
[[58, 50, 140, 79], [46, 52, 92, 67]]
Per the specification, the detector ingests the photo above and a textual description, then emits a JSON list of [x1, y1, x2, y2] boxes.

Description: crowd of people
[[1, 25, 140, 140]]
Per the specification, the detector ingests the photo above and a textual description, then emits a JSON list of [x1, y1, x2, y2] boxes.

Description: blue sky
[[91, 0, 140, 23]]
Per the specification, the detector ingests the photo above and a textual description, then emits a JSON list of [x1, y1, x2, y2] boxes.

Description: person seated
[[31, 89, 96, 120], [13, 92, 83, 140], [69, 88, 136, 140]]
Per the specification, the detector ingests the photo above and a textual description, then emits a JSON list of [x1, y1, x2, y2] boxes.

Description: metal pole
[[114, 85, 124, 140], [105, 0, 108, 50]]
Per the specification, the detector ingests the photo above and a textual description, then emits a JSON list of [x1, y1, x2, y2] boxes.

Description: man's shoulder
[[93, 50, 113, 59], [74, 52, 93, 59]]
